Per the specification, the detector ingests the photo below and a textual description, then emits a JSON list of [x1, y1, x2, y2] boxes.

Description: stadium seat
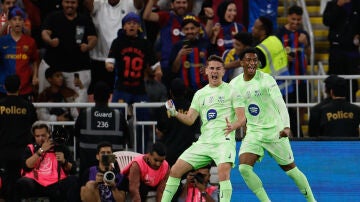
[[113, 151, 141, 171]]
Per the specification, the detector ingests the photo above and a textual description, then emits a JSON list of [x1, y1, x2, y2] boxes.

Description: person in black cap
[[318, 77, 360, 137], [0, 75, 37, 201], [308, 74, 339, 137], [75, 81, 130, 177]]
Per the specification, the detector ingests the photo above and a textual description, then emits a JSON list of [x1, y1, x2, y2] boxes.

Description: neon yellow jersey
[[230, 71, 290, 142], [190, 82, 242, 143]]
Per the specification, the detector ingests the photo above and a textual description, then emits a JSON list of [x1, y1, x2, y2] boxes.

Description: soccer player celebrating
[[229, 47, 316, 202], [161, 55, 246, 202]]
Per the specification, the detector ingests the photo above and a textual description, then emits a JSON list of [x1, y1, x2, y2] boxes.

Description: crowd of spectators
[[0, 0, 359, 201]]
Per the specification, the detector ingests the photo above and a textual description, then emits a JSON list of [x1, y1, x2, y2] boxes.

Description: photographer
[[15, 121, 80, 202], [81, 142, 126, 202], [178, 165, 219, 202]]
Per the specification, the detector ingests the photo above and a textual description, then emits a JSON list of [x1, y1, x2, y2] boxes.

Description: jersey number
[[97, 121, 109, 128], [123, 56, 144, 79]]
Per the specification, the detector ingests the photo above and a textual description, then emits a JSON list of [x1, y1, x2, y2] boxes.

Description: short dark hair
[[5, 74, 20, 93], [31, 121, 51, 135], [239, 47, 259, 60], [97, 141, 113, 153], [234, 32, 253, 46], [206, 55, 224, 67], [332, 77, 347, 97], [324, 74, 339, 94], [288, 5, 303, 15], [170, 78, 186, 97], [45, 67, 61, 79], [258, 16, 273, 36], [151, 142, 166, 156]]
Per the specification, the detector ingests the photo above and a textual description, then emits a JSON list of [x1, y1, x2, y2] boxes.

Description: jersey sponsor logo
[[5, 53, 29, 60], [173, 28, 180, 36], [217, 38, 224, 46], [207, 109, 217, 121], [248, 104, 260, 116]]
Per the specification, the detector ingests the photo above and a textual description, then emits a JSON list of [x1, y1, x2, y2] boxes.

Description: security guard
[[252, 16, 293, 96], [0, 75, 37, 201], [75, 81, 130, 177], [319, 77, 360, 137]]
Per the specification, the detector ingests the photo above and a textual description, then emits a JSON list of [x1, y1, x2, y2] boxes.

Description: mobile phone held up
[[74, 73, 79, 79], [183, 39, 192, 48]]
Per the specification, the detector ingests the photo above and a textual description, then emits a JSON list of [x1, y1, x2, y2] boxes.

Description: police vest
[[256, 36, 293, 95], [79, 108, 124, 151]]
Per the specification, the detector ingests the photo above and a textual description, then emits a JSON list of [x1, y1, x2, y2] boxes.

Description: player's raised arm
[[165, 99, 199, 126]]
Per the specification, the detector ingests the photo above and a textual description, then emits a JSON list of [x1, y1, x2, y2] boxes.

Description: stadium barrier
[[33, 75, 360, 156]]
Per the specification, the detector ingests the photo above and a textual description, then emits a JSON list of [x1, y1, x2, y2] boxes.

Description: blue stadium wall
[[231, 140, 360, 201]]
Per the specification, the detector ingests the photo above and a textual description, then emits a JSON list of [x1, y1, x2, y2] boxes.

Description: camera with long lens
[[51, 126, 68, 152], [101, 154, 117, 184]]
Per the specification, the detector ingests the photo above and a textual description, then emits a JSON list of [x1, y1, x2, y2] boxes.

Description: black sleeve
[[119, 111, 130, 147], [255, 47, 266, 68], [74, 109, 85, 138], [22, 145, 35, 171], [155, 106, 170, 135], [80, 168, 90, 186], [308, 107, 320, 137], [62, 145, 77, 174], [108, 38, 119, 58], [168, 42, 182, 73], [323, 1, 342, 27]]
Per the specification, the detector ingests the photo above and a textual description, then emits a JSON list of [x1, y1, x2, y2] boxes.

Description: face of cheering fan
[[9, 16, 24, 34], [171, 0, 188, 16], [224, 3, 237, 23], [123, 20, 140, 37]]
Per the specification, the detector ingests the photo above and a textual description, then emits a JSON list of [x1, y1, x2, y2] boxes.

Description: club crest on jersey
[[218, 96, 225, 103], [207, 109, 217, 120], [248, 104, 260, 116]]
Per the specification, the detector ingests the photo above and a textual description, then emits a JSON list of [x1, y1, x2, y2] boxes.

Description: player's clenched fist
[[165, 100, 178, 117]]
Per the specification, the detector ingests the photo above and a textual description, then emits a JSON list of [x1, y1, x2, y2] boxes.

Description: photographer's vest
[[79, 108, 124, 151], [22, 144, 67, 186], [122, 155, 169, 187], [185, 184, 218, 202], [256, 35, 294, 95]]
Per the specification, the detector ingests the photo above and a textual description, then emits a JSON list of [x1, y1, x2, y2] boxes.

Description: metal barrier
[[34, 103, 128, 160], [132, 102, 164, 153], [32, 75, 360, 154]]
